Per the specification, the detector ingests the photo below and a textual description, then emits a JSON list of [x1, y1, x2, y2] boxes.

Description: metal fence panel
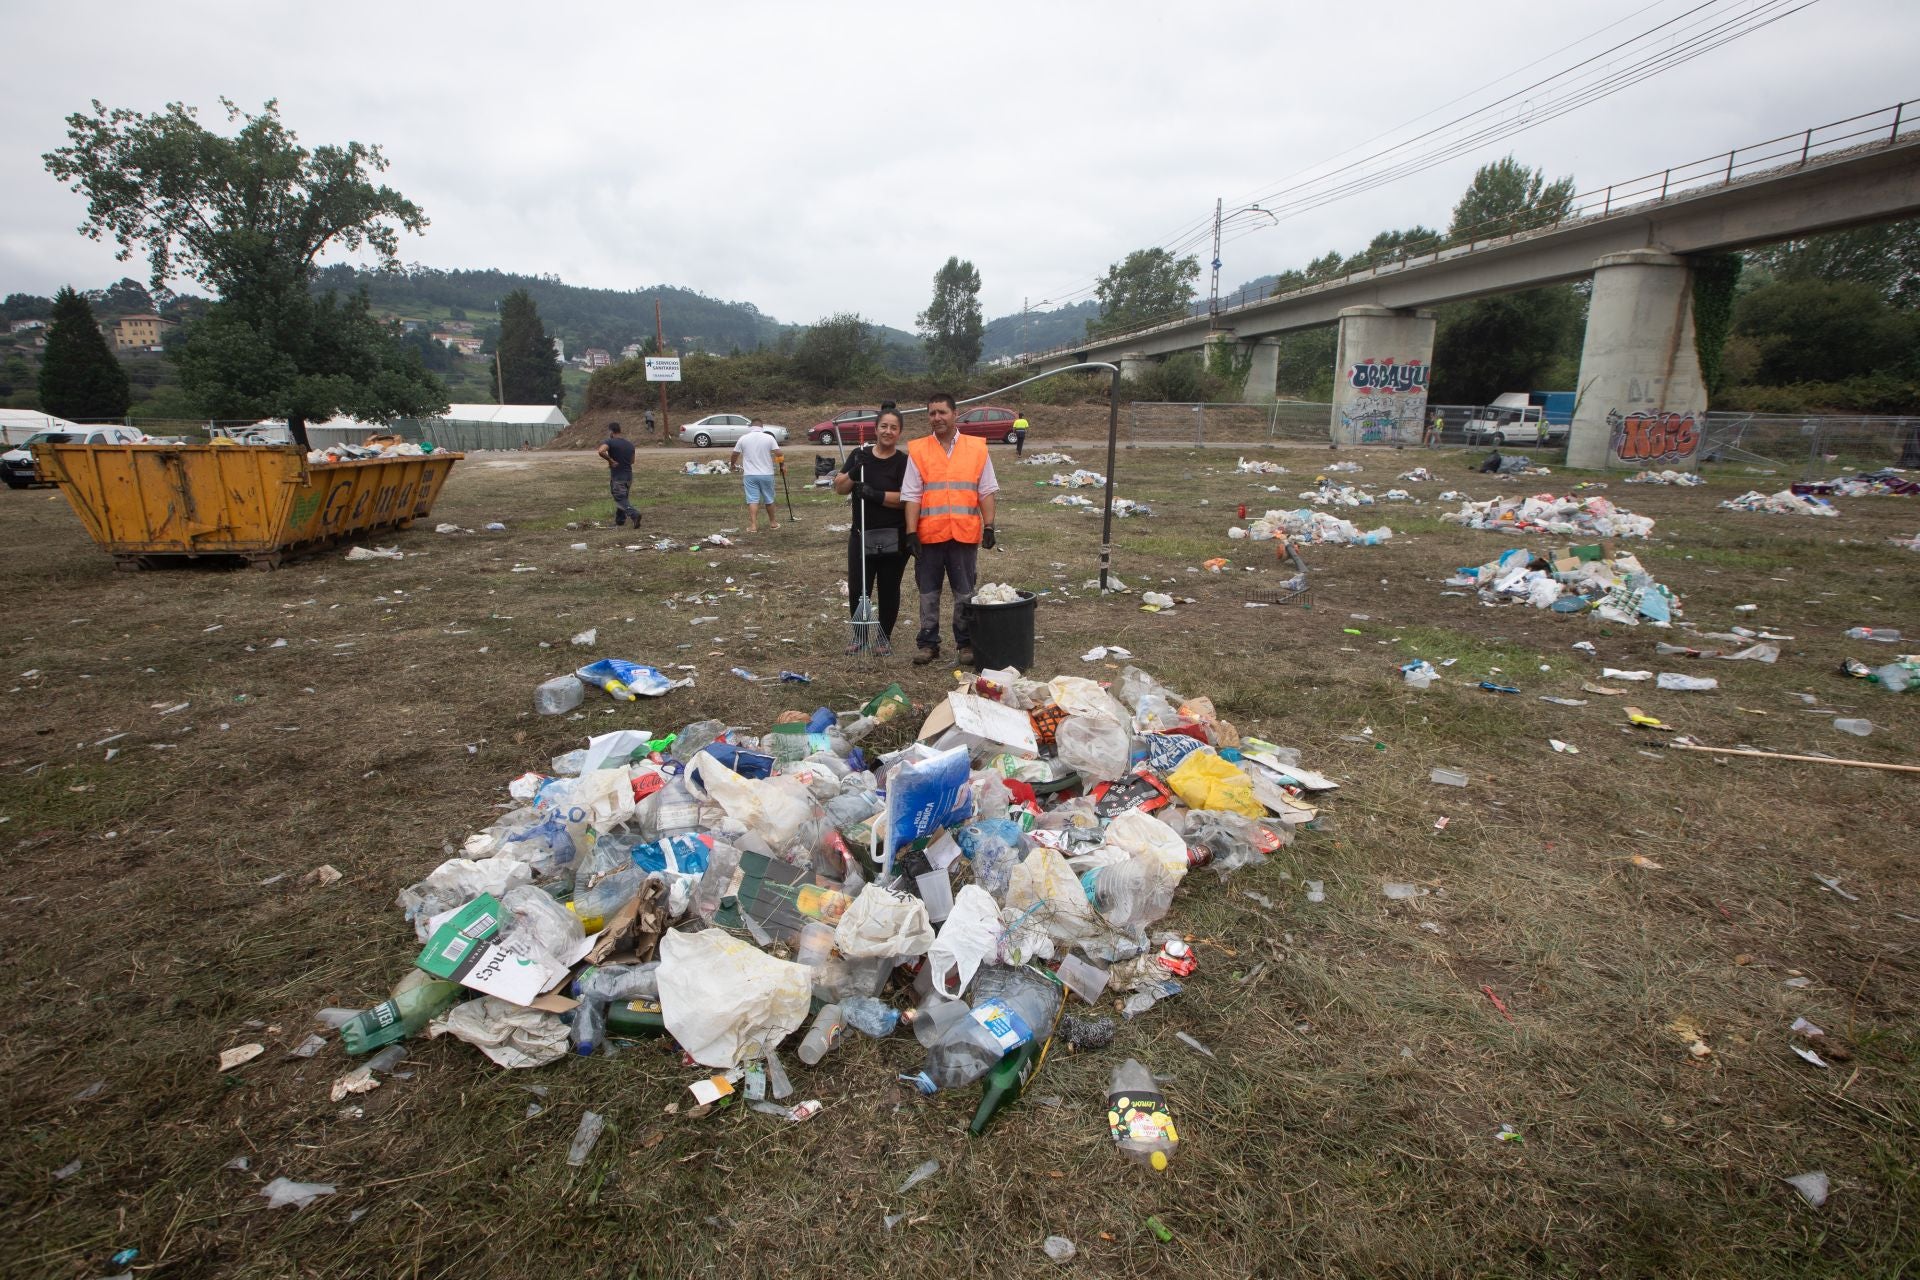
[[1125, 401, 1333, 445]]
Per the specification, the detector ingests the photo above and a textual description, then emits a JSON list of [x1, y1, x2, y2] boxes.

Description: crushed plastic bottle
[[1107, 1058, 1178, 1170], [1844, 627, 1901, 643], [534, 675, 585, 715], [566, 1111, 605, 1167], [1833, 718, 1874, 736], [841, 996, 901, 1038], [570, 962, 661, 1056]]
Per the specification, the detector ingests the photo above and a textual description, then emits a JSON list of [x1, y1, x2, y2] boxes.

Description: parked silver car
[[676, 414, 788, 448]]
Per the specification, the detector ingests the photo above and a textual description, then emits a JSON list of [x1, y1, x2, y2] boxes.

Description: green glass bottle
[[340, 971, 461, 1055]]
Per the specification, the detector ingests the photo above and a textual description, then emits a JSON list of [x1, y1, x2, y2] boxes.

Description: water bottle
[[340, 971, 462, 1054], [913, 965, 1058, 1092], [797, 1003, 846, 1065], [968, 967, 1064, 1136], [691, 840, 742, 920], [904, 995, 970, 1047], [569, 962, 660, 1056], [841, 996, 901, 1038], [1869, 662, 1917, 692], [1107, 1058, 1178, 1170], [569, 865, 646, 932], [1845, 627, 1901, 643]]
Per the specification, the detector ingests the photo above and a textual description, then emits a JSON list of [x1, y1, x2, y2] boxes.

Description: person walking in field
[[730, 420, 785, 532], [1012, 410, 1029, 458], [903, 391, 997, 666], [596, 420, 642, 528]]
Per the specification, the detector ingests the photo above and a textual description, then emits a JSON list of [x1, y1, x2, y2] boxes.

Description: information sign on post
[[644, 357, 682, 382]]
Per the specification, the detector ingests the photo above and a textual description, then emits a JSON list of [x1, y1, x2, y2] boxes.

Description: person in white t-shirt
[[730, 422, 785, 532]]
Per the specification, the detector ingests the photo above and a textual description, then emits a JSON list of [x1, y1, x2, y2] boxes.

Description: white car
[[676, 414, 788, 448], [2, 425, 147, 488]]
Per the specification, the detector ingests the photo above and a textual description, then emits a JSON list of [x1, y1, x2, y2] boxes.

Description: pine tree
[[38, 287, 130, 419], [496, 289, 562, 407]]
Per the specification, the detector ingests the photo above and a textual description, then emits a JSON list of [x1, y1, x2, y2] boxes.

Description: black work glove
[[859, 482, 886, 503], [905, 530, 920, 556], [981, 525, 997, 550]]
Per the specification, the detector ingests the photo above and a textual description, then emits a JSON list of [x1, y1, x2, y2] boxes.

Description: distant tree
[[1359, 225, 1445, 265], [88, 276, 154, 316], [0, 354, 33, 398], [1745, 217, 1920, 309], [44, 98, 445, 443], [1429, 285, 1584, 404], [1448, 156, 1575, 242], [496, 288, 562, 406], [448, 305, 467, 321], [1091, 248, 1199, 337], [2, 293, 55, 323], [791, 313, 880, 391], [1732, 278, 1919, 385], [917, 256, 985, 380], [38, 286, 131, 419]]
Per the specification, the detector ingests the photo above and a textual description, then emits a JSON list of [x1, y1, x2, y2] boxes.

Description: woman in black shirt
[[833, 405, 911, 655]]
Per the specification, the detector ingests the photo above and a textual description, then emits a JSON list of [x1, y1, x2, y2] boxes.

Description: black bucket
[[968, 590, 1037, 672], [813, 455, 836, 480]]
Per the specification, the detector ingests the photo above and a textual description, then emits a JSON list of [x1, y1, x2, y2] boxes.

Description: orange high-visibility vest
[[909, 432, 987, 544]]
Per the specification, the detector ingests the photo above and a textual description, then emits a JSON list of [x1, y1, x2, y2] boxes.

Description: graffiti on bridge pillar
[[1336, 358, 1429, 445]]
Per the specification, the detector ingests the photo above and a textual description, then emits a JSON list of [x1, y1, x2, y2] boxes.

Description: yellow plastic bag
[[1166, 749, 1262, 818]]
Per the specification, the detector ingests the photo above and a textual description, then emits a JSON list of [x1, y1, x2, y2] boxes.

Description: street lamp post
[[1209, 198, 1278, 321]]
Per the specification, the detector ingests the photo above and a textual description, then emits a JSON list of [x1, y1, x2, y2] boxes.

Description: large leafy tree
[[1430, 285, 1585, 404], [1090, 248, 1199, 337], [38, 286, 130, 419], [496, 288, 562, 407], [791, 313, 881, 391], [43, 98, 445, 445], [1745, 217, 1920, 309], [1732, 278, 1918, 385], [1448, 156, 1575, 242], [917, 256, 984, 380]]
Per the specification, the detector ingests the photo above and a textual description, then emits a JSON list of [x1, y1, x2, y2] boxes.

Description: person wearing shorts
[[730, 422, 785, 531]]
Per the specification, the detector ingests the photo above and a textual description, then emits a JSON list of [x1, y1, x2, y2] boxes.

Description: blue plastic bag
[[575, 658, 682, 698]]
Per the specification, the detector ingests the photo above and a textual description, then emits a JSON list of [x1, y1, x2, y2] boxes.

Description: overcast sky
[[4, 0, 1914, 338]]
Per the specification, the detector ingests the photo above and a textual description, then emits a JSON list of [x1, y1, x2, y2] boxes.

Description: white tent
[[0, 408, 83, 444], [440, 404, 569, 428]]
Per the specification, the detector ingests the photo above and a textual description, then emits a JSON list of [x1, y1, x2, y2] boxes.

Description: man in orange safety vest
[[902, 391, 998, 666]]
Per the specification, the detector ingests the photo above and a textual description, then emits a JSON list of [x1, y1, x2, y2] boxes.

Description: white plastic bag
[[692, 751, 819, 850], [1054, 715, 1132, 782], [428, 995, 570, 1068], [926, 884, 1003, 998], [1103, 809, 1190, 879], [1003, 846, 1103, 948], [397, 857, 534, 941], [656, 928, 813, 1068], [835, 884, 936, 959], [260, 1177, 337, 1209], [1046, 676, 1129, 726]]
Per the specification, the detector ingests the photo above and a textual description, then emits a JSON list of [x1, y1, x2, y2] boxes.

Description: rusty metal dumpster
[[35, 443, 463, 569]]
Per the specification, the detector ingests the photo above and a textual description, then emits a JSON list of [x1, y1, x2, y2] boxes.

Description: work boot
[[913, 646, 940, 666], [956, 645, 975, 666]]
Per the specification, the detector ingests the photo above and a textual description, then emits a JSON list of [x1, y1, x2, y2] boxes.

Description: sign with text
[[644, 357, 682, 382]]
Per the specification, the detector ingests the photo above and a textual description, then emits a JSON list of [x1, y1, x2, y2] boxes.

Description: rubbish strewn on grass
[[1624, 469, 1705, 486], [1446, 545, 1680, 625], [1718, 490, 1837, 517], [1442, 494, 1654, 539]]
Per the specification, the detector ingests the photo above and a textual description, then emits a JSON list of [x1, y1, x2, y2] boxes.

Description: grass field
[[0, 441, 1915, 1279]]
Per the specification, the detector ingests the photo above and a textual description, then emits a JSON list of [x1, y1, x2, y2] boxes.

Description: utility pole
[[495, 345, 505, 404], [1020, 296, 1028, 355], [1209, 197, 1223, 323], [654, 299, 669, 440]]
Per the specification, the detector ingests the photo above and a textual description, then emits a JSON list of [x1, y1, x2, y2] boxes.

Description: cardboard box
[[416, 893, 569, 1007]]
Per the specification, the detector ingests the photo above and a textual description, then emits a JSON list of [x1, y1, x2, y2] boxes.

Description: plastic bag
[[656, 928, 813, 1068], [1055, 715, 1132, 783], [955, 818, 1028, 901], [693, 749, 821, 852], [428, 995, 570, 1068], [397, 858, 534, 941], [574, 658, 690, 698], [1046, 676, 1129, 726], [1003, 846, 1104, 949], [259, 1177, 337, 1209], [1104, 809, 1190, 877], [1116, 665, 1179, 713], [835, 884, 936, 959], [498, 885, 585, 964], [1166, 749, 1263, 817], [926, 884, 1003, 998], [1081, 855, 1179, 932]]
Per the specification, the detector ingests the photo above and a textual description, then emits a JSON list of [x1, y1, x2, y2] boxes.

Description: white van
[[1465, 393, 1567, 447], [1, 425, 147, 488]]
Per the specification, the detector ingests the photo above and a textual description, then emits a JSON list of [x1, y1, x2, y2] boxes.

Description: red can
[[1238, 502, 1247, 519]]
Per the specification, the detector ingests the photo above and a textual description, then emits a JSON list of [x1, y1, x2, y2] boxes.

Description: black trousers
[[847, 536, 909, 637]]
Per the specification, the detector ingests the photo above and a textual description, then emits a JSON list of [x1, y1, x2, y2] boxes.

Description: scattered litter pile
[[1893, 532, 1920, 552], [1051, 493, 1151, 517], [1324, 461, 1362, 474], [1442, 493, 1655, 539], [322, 665, 1333, 1144], [1020, 452, 1075, 466], [307, 440, 434, 463], [1718, 489, 1837, 518], [1448, 544, 1682, 625], [1046, 469, 1107, 488], [1230, 509, 1392, 547], [1397, 467, 1435, 482], [1236, 458, 1289, 475], [1793, 469, 1918, 498], [683, 459, 732, 476], [1625, 469, 1705, 486], [1298, 480, 1374, 508]]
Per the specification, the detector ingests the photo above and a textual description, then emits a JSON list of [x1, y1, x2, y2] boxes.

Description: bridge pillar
[[1330, 305, 1435, 445], [1242, 336, 1282, 404], [1567, 250, 1707, 471], [1119, 350, 1152, 383]]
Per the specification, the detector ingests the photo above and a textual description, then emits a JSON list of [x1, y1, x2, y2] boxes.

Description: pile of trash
[[683, 459, 732, 476], [1046, 469, 1106, 488], [1324, 461, 1362, 474], [1441, 493, 1655, 539], [1447, 545, 1682, 625], [307, 441, 433, 464], [1297, 480, 1374, 508], [1624, 469, 1705, 486], [1230, 509, 1392, 547], [1236, 458, 1289, 475], [1050, 494, 1151, 517], [316, 665, 1334, 1148], [1893, 532, 1920, 552], [1718, 489, 1837, 517], [1020, 452, 1075, 466], [1396, 467, 1435, 482], [1476, 454, 1551, 476], [1793, 469, 1918, 498]]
